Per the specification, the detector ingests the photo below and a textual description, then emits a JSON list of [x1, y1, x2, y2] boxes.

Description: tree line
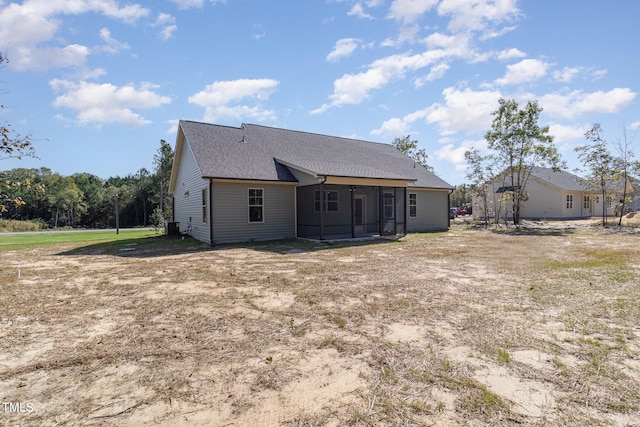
[[0, 140, 174, 229]]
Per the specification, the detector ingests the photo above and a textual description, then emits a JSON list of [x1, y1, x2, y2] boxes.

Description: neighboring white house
[[473, 167, 633, 221], [169, 121, 454, 245]]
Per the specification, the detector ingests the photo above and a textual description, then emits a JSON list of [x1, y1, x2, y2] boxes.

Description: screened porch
[[296, 184, 406, 240]]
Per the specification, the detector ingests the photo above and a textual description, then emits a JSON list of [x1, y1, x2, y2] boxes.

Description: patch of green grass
[[463, 384, 508, 416], [547, 248, 628, 270], [331, 315, 347, 329], [0, 228, 157, 250], [408, 400, 431, 414], [380, 365, 399, 384], [318, 336, 345, 352], [611, 270, 635, 283], [497, 348, 510, 364]]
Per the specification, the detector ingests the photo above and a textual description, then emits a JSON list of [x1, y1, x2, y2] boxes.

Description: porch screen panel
[[382, 190, 396, 235]]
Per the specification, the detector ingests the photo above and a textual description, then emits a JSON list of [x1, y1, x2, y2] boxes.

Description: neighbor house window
[[248, 188, 263, 222], [314, 190, 339, 212], [583, 195, 591, 209], [409, 193, 417, 217], [202, 188, 207, 223], [606, 196, 613, 208], [566, 194, 573, 209]]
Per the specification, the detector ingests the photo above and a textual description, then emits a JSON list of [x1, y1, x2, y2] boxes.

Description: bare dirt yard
[[1, 221, 640, 426]]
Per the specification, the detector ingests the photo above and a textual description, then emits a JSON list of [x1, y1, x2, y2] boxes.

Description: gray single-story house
[[169, 120, 453, 244]]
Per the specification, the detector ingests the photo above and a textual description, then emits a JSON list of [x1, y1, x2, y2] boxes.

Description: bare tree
[[464, 148, 495, 227], [574, 124, 619, 226], [614, 124, 637, 225]]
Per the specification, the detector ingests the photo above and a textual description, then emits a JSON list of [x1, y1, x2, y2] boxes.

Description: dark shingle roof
[[180, 120, 453, 189]]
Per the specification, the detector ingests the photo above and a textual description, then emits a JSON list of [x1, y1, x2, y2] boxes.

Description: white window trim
[[409, 193, 417, 218], [248, 188, 264, 223], [566, 194, 573, 210], [202, 188, 207, 224]]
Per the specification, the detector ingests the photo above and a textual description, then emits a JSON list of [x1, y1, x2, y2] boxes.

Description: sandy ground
[[1, 219, 639, 426]]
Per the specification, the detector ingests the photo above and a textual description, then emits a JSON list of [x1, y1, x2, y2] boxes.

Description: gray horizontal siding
[[211, 182, 296, 244], [173, 141, 210, 243], [407, 189, 449, 232]]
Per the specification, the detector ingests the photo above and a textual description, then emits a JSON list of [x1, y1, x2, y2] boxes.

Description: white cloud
[[98, 27, 131, 54], [50, 79, 171, 127], [327, 38, 360, 62], [547, 124, 588, 150], [591, 69, 608, 81], [313, 49, 459, 113], [540, 88, 637, 120], [388, 0, 438, 24], [0, 0, 149, 71], [481, 25, 517, 40], [371, 109, 430, 137], [153, 13, 177, 41], [434, 139, 482, 171], [415, 63, 450, 87], [158, 24, 177, 41], [188, 78, 279, 123], [348, 3, 374, 19], [494, 58, 549, 86], [496, 48, 526, 60], [552, 66, 582, 83], [426, 87, 502, 135], [168, 0, 226, 9], [12, 44, 90, 71], [437, 0, 520, 34], [373, 87, 500, 137], [166, 119, 180, 135], [168, 0, 204, 9]]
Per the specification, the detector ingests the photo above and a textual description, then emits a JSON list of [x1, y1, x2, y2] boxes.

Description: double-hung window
[[248, 188, 264, 222], [409, 193, 417, 217], [202, 188, 207, 223], [583, 195, 591, 209]]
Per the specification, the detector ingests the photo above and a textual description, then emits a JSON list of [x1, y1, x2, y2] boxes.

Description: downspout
[[378, 186, 382, 235], [350, 185, 355, 238], [448, 189, 454, 228], [319, 176, 327, 240], [403, 187, 407, 236], [393, 187, 397, 235], [209, 178, 214, 246], [294, 186, 298, 239]]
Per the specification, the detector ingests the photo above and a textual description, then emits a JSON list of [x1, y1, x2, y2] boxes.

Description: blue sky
[[1, 0, 638, 185]]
